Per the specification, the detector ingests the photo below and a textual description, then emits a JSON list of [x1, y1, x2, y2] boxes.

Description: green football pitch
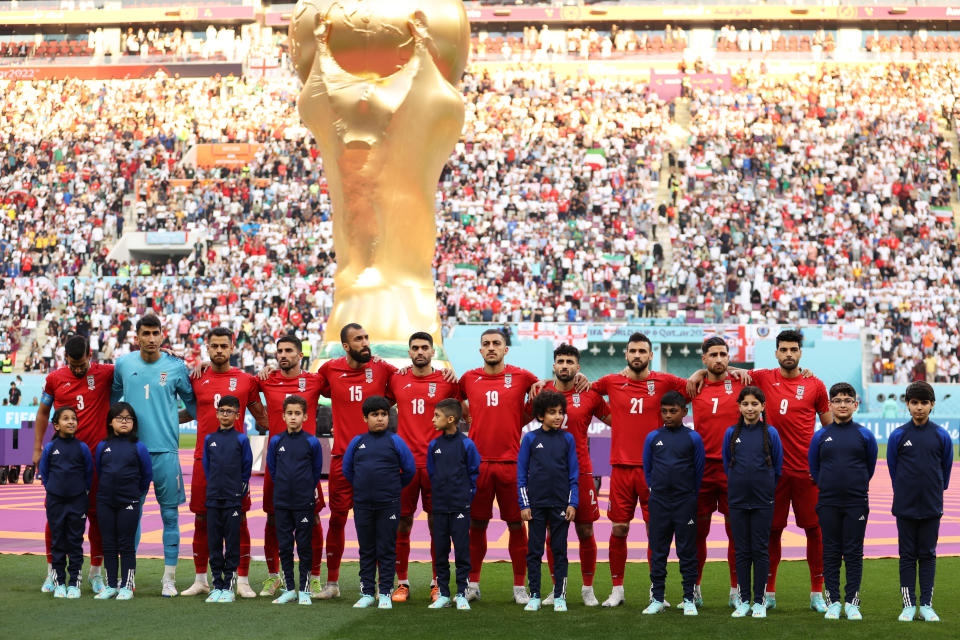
[[0, 555, 955, 639]]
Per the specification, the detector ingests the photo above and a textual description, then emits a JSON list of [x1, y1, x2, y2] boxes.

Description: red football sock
[[238, 517, 250, 577], [265, 519, 279, 575], [695, 515, 710, 585], [87, 512, 103, 567], [508, 526, 527, 586], [311, 520, 324, 575], [579, 535, 597, 587], [805, 527, 824, 592], [193, 515, 209, 574], [546, 532, 555, 580], [766, 528, 783, 592], [45, 524, 52, 565], [395, 529, 411, 581], [609, 535, 627, 587], [468, 526, 487, 583], [325, 511, 348, 583], [724, 519, 737, 588]]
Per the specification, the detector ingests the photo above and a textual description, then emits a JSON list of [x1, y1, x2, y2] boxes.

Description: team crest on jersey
[[504, 374, 512, 389], [647, 380, 655, 396], [365, 369, 373, 384], [428, 383, 437, 398], [796, 385, 805, 400], [724, 379, 733, 395], [159, 372, 168, 387], [229, 377, 237, 391], [298, 378, 306, 392], [87, 375, 96, 390], [572, 393, 581, 407]]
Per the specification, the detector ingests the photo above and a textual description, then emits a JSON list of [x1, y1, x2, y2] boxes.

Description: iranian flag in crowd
[[453, 263, 479, 278], [932, 206, 953, 223], [694, 164, 713, 178], [584, 148, 607, 170]]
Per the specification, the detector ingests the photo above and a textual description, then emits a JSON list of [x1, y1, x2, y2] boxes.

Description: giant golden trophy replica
[[290, 0, 469, 359]]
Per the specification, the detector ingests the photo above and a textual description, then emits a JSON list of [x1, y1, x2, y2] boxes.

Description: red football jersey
[[389, 369, 461, 468], [593, 372, 688, 466], [691, 376, 744, 461], [534, 381, 609, 476], [260, 370, 327, 438], [190, 368, 261, 459], [459, 364, 538, 462], [317, 357, 397, 456], [41, 362, 115, 452], [750, 368, 829, 473]]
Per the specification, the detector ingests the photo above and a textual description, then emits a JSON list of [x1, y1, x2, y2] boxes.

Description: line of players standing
[[32, 322, 952, 621]]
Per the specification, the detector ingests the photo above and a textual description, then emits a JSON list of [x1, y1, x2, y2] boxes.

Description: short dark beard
[[779, 360, 799, 372], [350, 347, 372, 364], [627, 361, 649, 375], [555, 371, 575, 383]]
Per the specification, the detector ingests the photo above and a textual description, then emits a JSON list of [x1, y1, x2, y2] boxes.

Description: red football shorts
[[261, 464, 325, 515], [696, 460, 729, 518], [400, 467, 433, 518], [327, 456, 353, 515], [607, 464, 649, 524], [471, 461, 522, 522], [574, 473, 601, 524], [772, 470, 819, 530]]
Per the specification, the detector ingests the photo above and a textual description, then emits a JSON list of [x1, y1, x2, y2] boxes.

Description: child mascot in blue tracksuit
[[266, 394, 324, 606], [642, 391, 705, 616], [808, 382, 877, 621], [39, 406, 94, 599], [723, 386, 783, 619], [343, 395, 416, 610], [517, 390, 579, 612], [202, 394, 253, 603], [887, 381, 953, 623], [94, 402, 152, 600], [427, 398, 481, 611]]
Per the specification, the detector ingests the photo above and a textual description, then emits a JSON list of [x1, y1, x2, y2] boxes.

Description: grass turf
[[0, 555, 955, 639]]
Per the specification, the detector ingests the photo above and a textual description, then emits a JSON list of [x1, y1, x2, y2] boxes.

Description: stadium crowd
[[2, 62, 960, 385]]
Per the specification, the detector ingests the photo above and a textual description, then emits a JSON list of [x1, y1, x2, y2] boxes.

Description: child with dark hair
[[642, 391, 705, 616], [517, 390, 578, 612], [39, 406, 94, 599], [343, 395, 416, 609], [888, 381, 953, 622], [808, 383, 877, 620], [723, 386, 783, 619], [94, 402, 152, 600]]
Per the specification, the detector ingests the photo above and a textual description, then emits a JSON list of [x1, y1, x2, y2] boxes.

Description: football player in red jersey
[[748, 330, 831, 612], [535, 343, 610, 607], [387, 332, 462, 603], [313, 323, 399, 600], [180, 327, 267, 599], [689, 337, 742, 608], [257, 334, 328, 598], [459, 328, 539, 604], [33, 335, 112, 594], [592, 332, 691, 608]]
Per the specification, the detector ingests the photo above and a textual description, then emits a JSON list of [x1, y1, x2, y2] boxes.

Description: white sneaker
[[161, 580, 178, 597], [314, 582, 340, 600], [180, 580, 210, 596], [582, 586, 600, 607], [513, 585, 530, 605], [542, 592, 554, 605], [236, 579, 257, 598], [465, 584, 481, 601], [602, 585, 625, 607]]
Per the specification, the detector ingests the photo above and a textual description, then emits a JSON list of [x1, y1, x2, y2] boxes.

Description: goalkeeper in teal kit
[[112, 315, 197, 597]]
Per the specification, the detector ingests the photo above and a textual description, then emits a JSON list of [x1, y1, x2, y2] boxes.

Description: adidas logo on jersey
[[735, 438, 742, 443], [301, 517, 309, 523], [104, 447, 111, 453], [859, 515, 866, 521], [125, 505, 135, 510], [389, 514, 396, 520], [904, 440, 912, 447], [232, 511, 239, 517], [536, 443, 544, 449], [435, 449, 442, 454], [824, 437, 833, 442], [687, 519, 695, 525], [210, 442, 217, 447], [655, 440, 663, 446], [457, 513, 465, 519], [403, 384, 412, 389], [52, 449, 60, 455], [359, 444, 366, 449], [279, 446, 285, 452]]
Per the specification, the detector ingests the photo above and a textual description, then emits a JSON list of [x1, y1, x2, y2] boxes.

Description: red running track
[[1, 450, 957, 562]]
